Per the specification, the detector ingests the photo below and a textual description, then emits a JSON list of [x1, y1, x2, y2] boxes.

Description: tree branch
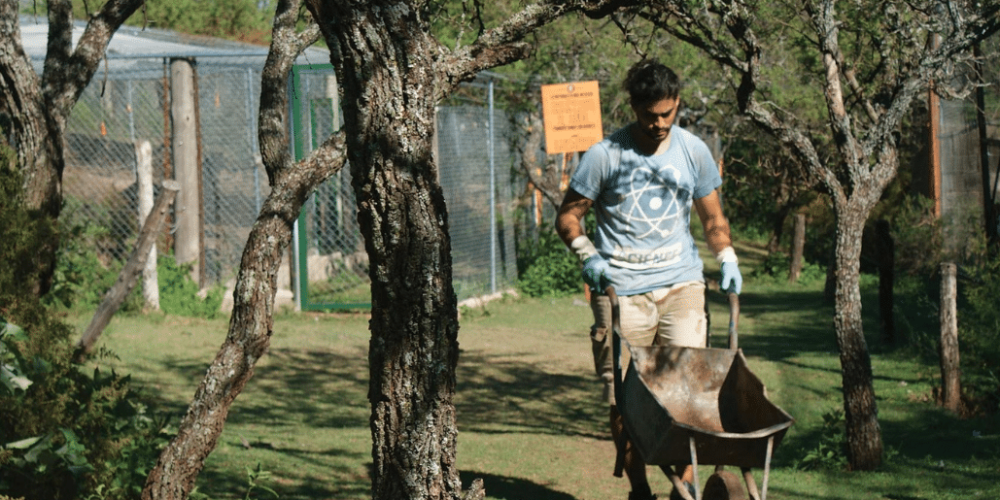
[[43, 0, 147, 120], [259, 0, 322, 184], [447, 0, 638, 83]]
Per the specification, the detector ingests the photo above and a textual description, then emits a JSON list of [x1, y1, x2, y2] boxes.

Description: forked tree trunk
[[0, 0, 147, 297], [140, 3, 337, 497], [832, 202, 883, 470], [310, 7, 464, 498]]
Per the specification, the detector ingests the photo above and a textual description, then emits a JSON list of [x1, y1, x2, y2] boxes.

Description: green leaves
[[0, 318, 32, 394]]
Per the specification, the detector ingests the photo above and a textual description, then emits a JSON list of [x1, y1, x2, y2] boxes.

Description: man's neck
[[631, 123, 672, 156]]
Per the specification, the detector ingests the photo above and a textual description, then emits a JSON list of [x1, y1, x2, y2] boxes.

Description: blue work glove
[[581, 254, 611, 291], [721, 261, 743, 295]]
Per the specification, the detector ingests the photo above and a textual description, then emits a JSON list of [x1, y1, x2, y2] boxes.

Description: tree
[[0, 0, 148, 297], [140, 1, 634, 499], [632, 0, 1000, 470], [140, 1, 341, 498], [300, 1, 633, 498]]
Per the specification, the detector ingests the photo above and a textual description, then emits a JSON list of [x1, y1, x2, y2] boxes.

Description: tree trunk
[[876, 219, 894, 344], [832, 205, 883, 470], [1, 0, 147, 297], [0, 8, 64, 296], [141, 3, 334, 496], [141, 152, 343, 499], [316, 9, 464, 498]]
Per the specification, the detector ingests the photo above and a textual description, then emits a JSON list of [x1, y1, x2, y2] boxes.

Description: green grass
[[74, 246, 1000, 500]]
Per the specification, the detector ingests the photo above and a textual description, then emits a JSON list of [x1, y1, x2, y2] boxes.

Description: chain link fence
[[62, 54, 271, 289], [291, 68, 519, 308], [60, 50, 520, 310]]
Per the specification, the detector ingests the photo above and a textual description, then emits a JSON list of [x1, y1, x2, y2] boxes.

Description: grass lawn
[[75, 247, 1000, 500]]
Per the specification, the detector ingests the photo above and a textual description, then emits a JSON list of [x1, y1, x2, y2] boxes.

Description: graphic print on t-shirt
[[623, 160, 686, 240]]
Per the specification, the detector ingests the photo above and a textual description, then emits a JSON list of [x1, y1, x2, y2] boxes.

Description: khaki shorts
[[590, 281, 707, 405]]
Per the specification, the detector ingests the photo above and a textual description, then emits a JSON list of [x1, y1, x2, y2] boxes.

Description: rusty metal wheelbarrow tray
[[607, 287, 793, 500], [615, 344, 793, 469]]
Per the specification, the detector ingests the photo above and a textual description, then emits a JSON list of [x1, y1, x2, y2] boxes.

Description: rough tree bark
[[0, 0, 147, 297], [141, 2, 634, 499], [638, 0, 1000, 470], [140, 2, 338, 498], [299, 2, 632, 499]]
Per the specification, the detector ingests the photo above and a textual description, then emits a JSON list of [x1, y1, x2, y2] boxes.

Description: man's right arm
[[556, 189, 594, 247], [558, 189, 610, 289]]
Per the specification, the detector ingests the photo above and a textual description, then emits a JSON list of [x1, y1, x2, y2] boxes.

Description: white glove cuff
[[716, 246, 738, 264], [570, 235, 598, 262]]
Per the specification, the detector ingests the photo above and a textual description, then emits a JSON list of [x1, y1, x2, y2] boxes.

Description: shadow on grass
[[455, 350, 607, 439], [706, 289, 838, 360], [194, 445, 371, 499], [460, 471, 577, 500]]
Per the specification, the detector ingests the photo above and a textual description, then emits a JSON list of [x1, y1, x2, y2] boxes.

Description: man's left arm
[[694, 190, 742, 294]]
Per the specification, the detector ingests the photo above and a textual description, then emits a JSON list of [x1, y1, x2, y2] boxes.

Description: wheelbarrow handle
[[605, 285, 624, 404], [728, 291, 740, 351], [604, 286, 629, 477]]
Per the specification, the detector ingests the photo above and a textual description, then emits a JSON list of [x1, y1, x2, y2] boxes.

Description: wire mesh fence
[[53, 24, 1000, 311], [291, 68, 520, 308], [64, 58, 522, 309], [62, 55, 271, 289]]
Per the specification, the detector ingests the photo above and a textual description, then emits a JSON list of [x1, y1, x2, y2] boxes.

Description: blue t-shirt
[[569, 124, 721, 295]]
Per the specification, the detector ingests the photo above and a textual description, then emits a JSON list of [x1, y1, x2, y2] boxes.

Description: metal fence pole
[[489, 77, 497, 294], [247, 67, 262, 214]]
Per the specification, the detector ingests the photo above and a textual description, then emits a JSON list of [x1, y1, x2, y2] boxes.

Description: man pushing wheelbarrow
[[556, 58, 750, 500]]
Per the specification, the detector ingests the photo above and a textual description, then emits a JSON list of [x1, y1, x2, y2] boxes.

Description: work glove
[[720, 261, 743, 295], [581, 254, 611, 291]]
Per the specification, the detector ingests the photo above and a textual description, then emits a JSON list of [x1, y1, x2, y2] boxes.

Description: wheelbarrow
[[607, 287, 793, 500]]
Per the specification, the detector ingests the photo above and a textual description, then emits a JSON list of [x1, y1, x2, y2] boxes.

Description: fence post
[[170, 57, 203, 286], [939, 262, 962, 413], [136, 140, 159, 310], [788, 213, 806, 282], [74, 181, 180, 363]]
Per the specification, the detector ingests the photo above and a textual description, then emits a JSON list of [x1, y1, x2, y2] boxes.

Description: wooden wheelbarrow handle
[[728, 291, 740, 351]]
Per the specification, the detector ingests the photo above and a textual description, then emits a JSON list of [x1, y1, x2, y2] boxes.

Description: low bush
[[516, 227, 581, 297], [1, 164, 172, 500], [45, 197, 142, 313], [157, 255, 225, 319]]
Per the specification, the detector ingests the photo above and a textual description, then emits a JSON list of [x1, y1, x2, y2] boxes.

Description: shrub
[[517, 227, 581, 297], [1, 164, 172, 500], [1, 316, 173, 500], [749, 251, 827, 286], [157, 254, 225, 319], [45, 197, 143, 313]]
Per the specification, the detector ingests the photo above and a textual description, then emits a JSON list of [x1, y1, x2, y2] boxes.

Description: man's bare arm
[[693, 190, 733, 256], [556, 189, 594, 247]]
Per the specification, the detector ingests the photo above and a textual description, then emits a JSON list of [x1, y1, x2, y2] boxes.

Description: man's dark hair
[[623, 59, 681, 107]]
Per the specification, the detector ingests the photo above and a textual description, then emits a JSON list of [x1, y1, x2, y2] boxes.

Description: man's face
[[632, 97, 680, 143]]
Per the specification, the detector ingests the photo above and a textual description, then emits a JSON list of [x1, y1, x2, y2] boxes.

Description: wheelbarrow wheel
[[702, 470, 746, 500]]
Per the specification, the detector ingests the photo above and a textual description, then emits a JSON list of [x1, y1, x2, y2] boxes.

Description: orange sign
[[541, 81, 603, 154]]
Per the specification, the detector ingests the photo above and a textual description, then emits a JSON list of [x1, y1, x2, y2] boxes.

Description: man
[[555, 59, 742, 500]]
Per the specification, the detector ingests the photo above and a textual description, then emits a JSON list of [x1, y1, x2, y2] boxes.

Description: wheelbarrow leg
[[739, 468, 760, 500], [665, 468, 697, 500], [663, 436, 701, 500]]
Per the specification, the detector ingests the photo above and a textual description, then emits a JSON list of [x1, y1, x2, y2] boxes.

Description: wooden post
[[939, 262, 962, 413], [73, 181, 180, 364], [136, 140, 159, 310], [788, 213, 806, 283], [171, 57, 203, 286], [876, 220, 895, 344]]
